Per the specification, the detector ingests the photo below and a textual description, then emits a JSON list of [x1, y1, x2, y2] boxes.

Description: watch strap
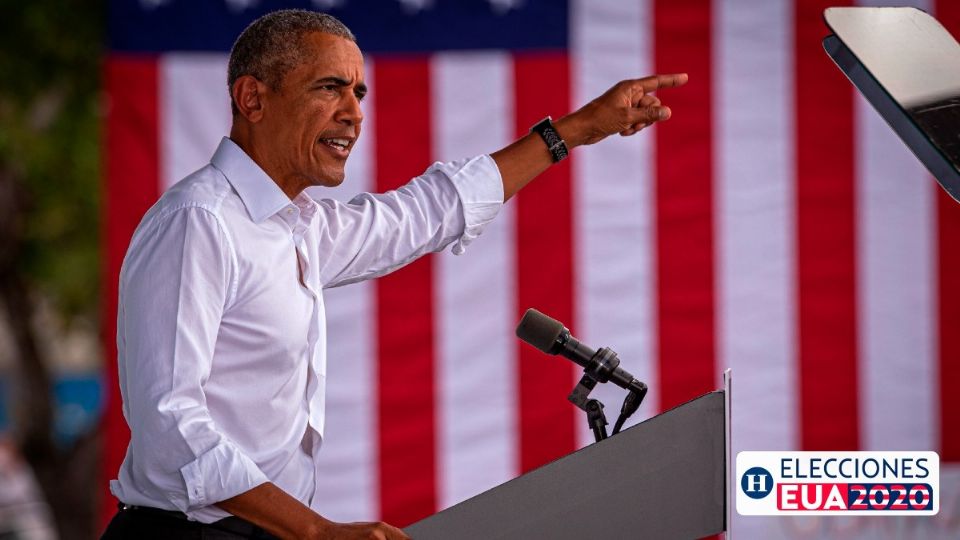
[[529, 116, 569, 163]]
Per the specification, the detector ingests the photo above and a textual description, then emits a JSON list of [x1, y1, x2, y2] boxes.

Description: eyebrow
[[312, 76, 368, 97]]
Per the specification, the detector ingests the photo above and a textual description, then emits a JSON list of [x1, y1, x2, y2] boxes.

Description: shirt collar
[[210, 137, 292, 224]]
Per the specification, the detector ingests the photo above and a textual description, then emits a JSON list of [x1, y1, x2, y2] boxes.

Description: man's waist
[[117, 502, 278, 538]]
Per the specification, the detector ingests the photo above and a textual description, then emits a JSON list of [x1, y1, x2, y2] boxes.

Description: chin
[[313, 170, 346, 188], [325, 174, 346, 187]]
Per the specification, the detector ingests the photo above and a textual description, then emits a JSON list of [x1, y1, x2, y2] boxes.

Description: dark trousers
[[101, 504, 280, 540]]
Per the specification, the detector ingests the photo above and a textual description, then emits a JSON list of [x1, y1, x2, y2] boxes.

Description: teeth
[[321, 138, 349, 150]]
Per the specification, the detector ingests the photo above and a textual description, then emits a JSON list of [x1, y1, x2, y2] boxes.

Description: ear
[[231, 75, 267, 122]]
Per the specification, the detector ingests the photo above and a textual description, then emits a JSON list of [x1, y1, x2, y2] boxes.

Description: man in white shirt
[[102, 8, 686, 540]]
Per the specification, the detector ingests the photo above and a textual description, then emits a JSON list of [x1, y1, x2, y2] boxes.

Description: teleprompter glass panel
[[824, 7, 960, 200]]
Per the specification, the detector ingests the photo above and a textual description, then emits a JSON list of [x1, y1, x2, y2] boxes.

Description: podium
[[404, 372, 731, 539]]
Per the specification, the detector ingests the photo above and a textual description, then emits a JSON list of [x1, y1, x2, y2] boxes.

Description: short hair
[[227, 9, 356, 114]]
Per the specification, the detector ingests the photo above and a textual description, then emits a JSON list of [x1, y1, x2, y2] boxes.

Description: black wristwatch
[[529, 116, 569, 163]]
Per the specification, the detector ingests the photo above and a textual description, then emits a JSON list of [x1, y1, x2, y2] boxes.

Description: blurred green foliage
[[0, 0, 104, 323]]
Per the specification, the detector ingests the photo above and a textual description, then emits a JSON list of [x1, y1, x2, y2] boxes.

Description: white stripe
[[716, 1, 796, 536], [432, 52, 518, 509], [160, 54, 231, 190], [310, 58, 378, 521], [856, 0, 936, 453], [930, 465, 960, 539], [716, 0, 796, 449], [571, 0, 656, 447]]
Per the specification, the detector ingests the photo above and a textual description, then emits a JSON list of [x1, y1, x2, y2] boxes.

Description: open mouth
[[318, 137, 351, 156]]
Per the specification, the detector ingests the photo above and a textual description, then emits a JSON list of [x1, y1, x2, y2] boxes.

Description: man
[[102, 8, 686, 540]]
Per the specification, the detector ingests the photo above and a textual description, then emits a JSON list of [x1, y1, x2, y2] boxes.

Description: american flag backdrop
[[102, 0, 960, 537]]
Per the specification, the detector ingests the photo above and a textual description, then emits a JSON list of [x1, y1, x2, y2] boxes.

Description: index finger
[[636, 73, 688, 93]]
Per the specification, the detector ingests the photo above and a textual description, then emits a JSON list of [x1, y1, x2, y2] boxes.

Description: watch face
[[531, 117, 553, 133]]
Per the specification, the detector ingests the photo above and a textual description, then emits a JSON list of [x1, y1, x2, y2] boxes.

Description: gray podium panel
[[405, 391, 725, 540]]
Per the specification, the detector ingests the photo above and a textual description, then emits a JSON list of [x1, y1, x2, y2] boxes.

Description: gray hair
[[227, 9, 356, 113]]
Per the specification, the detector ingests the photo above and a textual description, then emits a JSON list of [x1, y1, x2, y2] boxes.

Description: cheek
[[304, 109, 331, 141]]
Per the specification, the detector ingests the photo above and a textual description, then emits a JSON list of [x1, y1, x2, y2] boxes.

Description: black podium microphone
[[515, 308, 645, 395]]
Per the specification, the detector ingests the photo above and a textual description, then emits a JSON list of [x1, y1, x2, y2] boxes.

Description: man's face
[[258, 32, 366, 189]]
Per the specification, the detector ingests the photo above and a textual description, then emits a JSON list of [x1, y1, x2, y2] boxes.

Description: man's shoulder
[[156, 164, 235, 216]]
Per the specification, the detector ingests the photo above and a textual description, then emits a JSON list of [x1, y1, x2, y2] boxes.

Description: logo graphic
[[740, 466, 773, 499], [736, 451, 940, 516]]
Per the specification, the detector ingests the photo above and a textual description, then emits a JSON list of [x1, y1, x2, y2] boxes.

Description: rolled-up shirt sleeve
[[318, 154, 503, 288], [116, 204, 268, 512]]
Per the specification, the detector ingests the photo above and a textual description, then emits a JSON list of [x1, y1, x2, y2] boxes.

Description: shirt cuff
[[176, 439, 269, 511], [438, 154, 504, 255]]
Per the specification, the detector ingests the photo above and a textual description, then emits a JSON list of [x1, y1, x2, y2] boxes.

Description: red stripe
[[934, 0, 960, 462], [795, 0, 859, 450], [513, 53, 577, 472], [372, 57, 438, 525], [100, 56, 161, 528], [653, 0, 717, 412]]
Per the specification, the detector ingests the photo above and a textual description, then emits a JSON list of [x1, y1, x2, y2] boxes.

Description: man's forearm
[[490, 114, 584, 202], [217, 482, 327, 539], [217, 483, 410, 540]]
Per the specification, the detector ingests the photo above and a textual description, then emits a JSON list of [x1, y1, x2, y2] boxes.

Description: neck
[[229, 122, 306, 200]]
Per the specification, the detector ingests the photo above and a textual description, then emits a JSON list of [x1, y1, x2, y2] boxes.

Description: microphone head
[[516, 308, 565, 354]]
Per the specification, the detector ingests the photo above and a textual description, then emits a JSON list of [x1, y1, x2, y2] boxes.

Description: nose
[[337, 92, 364, 127]]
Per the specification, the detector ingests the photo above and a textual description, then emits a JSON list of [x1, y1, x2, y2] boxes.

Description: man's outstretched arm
[[492, 73, 688, 201]]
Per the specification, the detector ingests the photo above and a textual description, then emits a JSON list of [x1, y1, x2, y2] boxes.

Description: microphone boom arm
[[568, 374, 609, 442], [566, 349, 648, 442]]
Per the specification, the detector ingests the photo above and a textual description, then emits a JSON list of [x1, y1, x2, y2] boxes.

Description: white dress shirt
[[110, 137, 503, 523]]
